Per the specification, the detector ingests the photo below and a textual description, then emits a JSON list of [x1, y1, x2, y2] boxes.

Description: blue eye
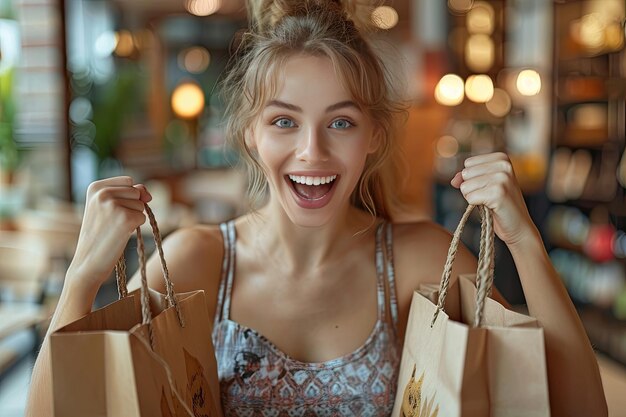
[[273, 118, 296, 128], [330, 119, 353, 129]]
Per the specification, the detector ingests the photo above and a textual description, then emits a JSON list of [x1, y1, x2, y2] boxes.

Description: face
[[248, 54, 378, 227]]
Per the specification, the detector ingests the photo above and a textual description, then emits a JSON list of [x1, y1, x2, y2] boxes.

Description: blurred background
[[0, 0, 625, 415]]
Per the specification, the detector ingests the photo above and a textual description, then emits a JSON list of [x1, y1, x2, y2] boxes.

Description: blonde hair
[[220, 0, 407, 220]]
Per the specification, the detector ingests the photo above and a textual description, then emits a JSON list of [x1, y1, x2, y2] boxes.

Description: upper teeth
[[289, 175, 337, 185]]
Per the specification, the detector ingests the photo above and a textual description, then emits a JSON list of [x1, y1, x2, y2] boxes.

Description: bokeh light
[[185, 0, 221, 17], [516, 69, 542, 96], [171, 82, 205, 119], [94, 31, 117, 57], [465, 74, 494, 103], [371, 6, 399, 30], [579, 13, 605, 49], [178, 47, 211, 74], [467, 1, 494, 35], [434, 74, 465, 106], [485, 88, 511, 117], [465, 34, 494, 72], [436, 135, 460, 158], [69, 97, 93, 124], [114, 30, 135, 57], [448, 0, 474, 14]]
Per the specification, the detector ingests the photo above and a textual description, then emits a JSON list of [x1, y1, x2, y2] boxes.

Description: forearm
[[25, 270, 100, 417], [508, 226, 607, 417]]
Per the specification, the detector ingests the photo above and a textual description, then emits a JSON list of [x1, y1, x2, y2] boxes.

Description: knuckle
[[118, 176, 134, 186], [94, 188, 111, 204], [87, 180, 103, 196], [494, 172, 508, 183]]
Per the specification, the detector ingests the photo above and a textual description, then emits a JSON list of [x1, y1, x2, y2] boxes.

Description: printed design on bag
[[401, 364, 439, 417], [233, 350, 264, 382], [184, 348, 213, 417]]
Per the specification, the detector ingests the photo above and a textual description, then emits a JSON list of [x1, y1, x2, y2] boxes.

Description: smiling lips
[[287, 174, 338, 206]]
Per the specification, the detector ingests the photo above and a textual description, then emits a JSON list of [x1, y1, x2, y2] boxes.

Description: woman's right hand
[[66, 176, 152, 292]]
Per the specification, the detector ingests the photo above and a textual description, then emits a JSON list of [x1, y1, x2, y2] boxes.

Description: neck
[[247, 201, 376, 274]]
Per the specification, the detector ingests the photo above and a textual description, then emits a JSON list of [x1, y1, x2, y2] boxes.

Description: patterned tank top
[[212, 221, 401, 417]]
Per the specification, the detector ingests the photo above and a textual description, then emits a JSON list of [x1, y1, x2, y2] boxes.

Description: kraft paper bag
[[51, 205, 222, 417], [392, 205, 550, 417]]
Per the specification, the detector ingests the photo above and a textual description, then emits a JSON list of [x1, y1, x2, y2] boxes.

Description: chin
[[284, 208, 337, 228]]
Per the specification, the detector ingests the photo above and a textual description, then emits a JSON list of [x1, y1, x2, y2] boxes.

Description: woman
[[28, 1, 606, 416]]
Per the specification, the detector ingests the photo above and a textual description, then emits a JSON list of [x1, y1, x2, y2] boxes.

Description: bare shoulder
[[391, 220, 477, 289], [155, 224, 225, 290], [131, 222, 227, 323]]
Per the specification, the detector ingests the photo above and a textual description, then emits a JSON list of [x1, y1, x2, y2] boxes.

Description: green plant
[[0, 67, 19, 174], [90, 65, 143, 162]]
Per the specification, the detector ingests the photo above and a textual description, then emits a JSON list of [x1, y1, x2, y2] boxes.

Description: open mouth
[[287, 174, 338, 201]]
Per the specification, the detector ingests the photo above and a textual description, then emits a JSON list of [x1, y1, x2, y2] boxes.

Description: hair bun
[[247, 0, 382, 34]]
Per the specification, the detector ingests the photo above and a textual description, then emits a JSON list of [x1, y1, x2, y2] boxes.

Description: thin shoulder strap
[[374, 222, 387, 322], [384, 222, 399, 330], [214, 221, 236, 328]]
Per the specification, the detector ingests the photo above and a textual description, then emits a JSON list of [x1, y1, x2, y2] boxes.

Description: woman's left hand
[[450, 152, 537, 247]]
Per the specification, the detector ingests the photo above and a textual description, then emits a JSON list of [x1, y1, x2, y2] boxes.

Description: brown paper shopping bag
[[392, 205, 551, 417], [51, 204, 222, 417]]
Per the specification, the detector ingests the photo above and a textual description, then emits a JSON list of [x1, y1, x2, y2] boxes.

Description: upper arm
[[127, 224, 225, 323]]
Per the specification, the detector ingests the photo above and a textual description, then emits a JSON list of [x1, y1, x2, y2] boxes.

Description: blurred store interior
[[0, 0, 625, 415]]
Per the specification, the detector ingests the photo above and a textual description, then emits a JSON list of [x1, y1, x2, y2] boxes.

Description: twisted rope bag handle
[[114, 203, 186, 348], [430, 205, 495, 328]]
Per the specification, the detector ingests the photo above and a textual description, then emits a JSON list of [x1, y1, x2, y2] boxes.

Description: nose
[[295, 126, 330, 163]]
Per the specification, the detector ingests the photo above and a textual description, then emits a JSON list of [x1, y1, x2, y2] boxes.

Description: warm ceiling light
[[465, 74, 494, 103], [465, 34, 494, 72], [467, 1, 495, 35], [371, 6, 399, 30], [185, 0, 221, 17], [516, 69, 542, 96], [434, 74, 465, 106], [171, 82, 205, 119]]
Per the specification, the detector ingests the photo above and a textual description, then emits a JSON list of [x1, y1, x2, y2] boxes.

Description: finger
[[464, 152, 508, 168], [459, 172, 509, 196], [459, 175, 490, 196], [133, 184, 153, 203], [450, 172, 463, 188], [94, 186, 141, 202], [88, 176, 134, 193], [462, 159, 514, 181], [115, 199, 146, 212], [463, 186, 505, 209]]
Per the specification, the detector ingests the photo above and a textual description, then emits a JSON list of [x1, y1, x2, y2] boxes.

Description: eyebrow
[[265, 100, 361, 113]]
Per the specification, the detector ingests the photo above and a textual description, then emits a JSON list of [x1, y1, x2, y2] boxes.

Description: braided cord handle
[[430, 205, 495, 328], [114, 203, 185, 344]]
